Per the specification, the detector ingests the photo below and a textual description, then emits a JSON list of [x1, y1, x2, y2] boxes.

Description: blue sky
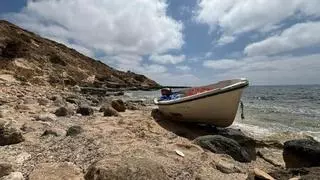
[[1, 0, 320, 86]]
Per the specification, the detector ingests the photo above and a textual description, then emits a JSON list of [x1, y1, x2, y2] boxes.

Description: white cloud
[[149, 54, 185, 64], [176, 65, 191, 71], [203, 54, 320, 85], [195, 0, 320, 43], [244, 21, 320, 56], [217, 35, 236, 46], [6, 0, 183, 56]]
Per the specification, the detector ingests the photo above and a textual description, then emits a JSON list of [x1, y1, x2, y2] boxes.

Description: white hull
[[154, 79, 248, 127]]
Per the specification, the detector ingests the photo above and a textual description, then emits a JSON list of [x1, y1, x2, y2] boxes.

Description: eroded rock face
[[111, 99, 126, 112], [85, 156, 169, 180], [194, 135, 251, 162], [0, 120, 24, 146], [283, 139, 320, 168], [28, 162, 84, 180]]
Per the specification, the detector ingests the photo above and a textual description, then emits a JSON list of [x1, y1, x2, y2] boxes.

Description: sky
[[1, 0, 320, 86]]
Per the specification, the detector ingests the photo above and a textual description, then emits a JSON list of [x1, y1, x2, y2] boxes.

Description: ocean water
[[125, 85, 320, 140]]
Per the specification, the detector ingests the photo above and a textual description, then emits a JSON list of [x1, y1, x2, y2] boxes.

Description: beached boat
[[154, 78, 249, 127]]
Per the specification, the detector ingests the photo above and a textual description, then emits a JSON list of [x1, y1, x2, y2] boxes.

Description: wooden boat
[[154, 78, 249, 127]]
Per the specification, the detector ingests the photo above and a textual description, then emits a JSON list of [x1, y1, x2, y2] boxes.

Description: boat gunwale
[[154, 79, 249, 106]]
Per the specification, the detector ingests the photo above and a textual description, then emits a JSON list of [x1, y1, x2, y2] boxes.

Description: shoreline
[[0, 83, 318, 179]]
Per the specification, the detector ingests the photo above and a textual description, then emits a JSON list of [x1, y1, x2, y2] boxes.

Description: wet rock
[[0, 163, 13, 177], [66, 126, 83, 136], [35, 113, 56, 122], [54, 106, 73, 117], [283, 139, 320, 168], [111, 99, 126, 112], [103, 106, 119, 117], [37, 98, 50, 106], [213, 128, 256, 161], [76, 104, 94, 116], [194, 135, 251, 162], [0, 172, 24, 180], [28, 162, 84, 180], [247, 168, 275, 180], [42, 128, 66, 137], [85, 156, 169, 180], [0, 120, 24, 146]]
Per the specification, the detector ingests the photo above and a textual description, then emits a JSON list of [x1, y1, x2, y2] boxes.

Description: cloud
[[195, 0, 320, 44], [5, 0, 184, 56], [203, 54, 320, 85], [244, 21, 320, 56], [217, 35, 236, 46], [149, 54, 185, 64], [176, 65, 191, 71]]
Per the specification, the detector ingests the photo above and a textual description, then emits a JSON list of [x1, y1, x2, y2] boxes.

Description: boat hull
[[155, 80, 247, 127]]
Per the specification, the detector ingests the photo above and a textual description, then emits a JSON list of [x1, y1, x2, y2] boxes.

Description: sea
[[124, 85, 320, 141]]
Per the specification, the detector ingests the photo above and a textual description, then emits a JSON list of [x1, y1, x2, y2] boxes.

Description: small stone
[[42, 128, 66, 137], [54, 107, 73, 117], [0, 120, 25, 146], [65, 97, 78, 104], [0, 163, 13, 177], [76, 104, 94, 116], [35, 113, 56, 122], [15, 104, 31, 111], [111, 99, 126, 112], [66, 126, 83, 136], [103, 106, 119, 117], [215, 158, 243, 174], [38, 98, 50, 106], [0, 172, 24, 180]]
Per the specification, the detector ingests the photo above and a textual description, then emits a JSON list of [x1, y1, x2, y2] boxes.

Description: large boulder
[[76, 104, 94, 116], [28, 162, 84, 180], [0, 120, 24, 146], [283, 139, 320, 168], [194, 135, 251, 162], [111, 99, 126, 112], [85, 156, 169, 180]]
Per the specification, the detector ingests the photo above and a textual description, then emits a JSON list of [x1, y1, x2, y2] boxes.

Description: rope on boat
[[240, 101, 245, 119]]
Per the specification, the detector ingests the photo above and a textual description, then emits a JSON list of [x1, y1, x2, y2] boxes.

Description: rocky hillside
[[0, 20, 159, 89]]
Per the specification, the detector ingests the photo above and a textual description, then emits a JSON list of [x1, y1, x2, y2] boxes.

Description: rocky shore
[[1, 81, 320, 180]]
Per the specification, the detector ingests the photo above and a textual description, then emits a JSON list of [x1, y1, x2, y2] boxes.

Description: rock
[[194, 135, 251, 162], [269, 167, 320, 180], [85, 156, 169, 180], [0, 163, 13, 177], [42, 128, 66, 137], [0, 172, 24, 180], [0, 110, 4, 118], [76, 104, 94, 116], [37, 98, 50, 106], [23, 97, 37, 105], [54, 106, 73, 117], [103, 106, 119, 117], [125, 102, 139, 110], [14, 104, 30, 111], [213, 128, 256, 161], [52, 96, 66, 107], [215, 158, 244, 174], [66, 97, 78, 104], [71, 85, 81, 92], [111, 99, 126, 112], [99, 104, 109, 112], [251, 168, 275, 180], [66, 126, 83, 136], [35, 113, 56, 122], [257, 148, 285, 167], [28, 162, 84, 180], [0, 120, 24, 146], [283, 139, 320, 168]]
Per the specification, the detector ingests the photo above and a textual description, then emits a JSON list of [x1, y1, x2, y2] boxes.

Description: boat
[[154, 78, 249, 127]]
